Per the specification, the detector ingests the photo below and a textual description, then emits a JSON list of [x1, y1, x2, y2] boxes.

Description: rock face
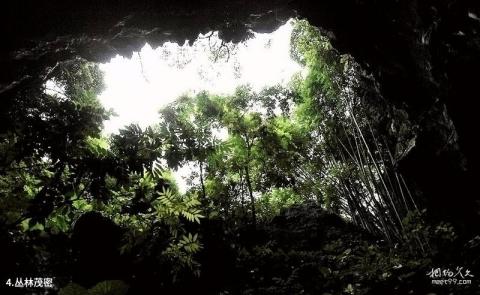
[[72, 211, 125, 287], [2, 0, 479, 226]]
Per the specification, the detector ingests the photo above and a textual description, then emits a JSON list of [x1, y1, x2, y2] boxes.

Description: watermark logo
[[427, 267, 474, 286]]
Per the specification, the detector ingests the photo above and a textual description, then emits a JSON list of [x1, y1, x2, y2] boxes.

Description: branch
[[137, 52, 150, 83]]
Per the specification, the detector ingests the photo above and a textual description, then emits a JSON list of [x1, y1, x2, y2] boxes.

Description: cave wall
[[1, 0, 479, 229], [295, 0, 480, 229]]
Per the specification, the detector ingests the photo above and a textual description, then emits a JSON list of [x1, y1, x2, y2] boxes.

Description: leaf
[[58, 283, 88, 295], [73, 199, 93, 211], [20, 218, 31, 232], [88, 280, 129, 295], [29, 222, 45, 232]]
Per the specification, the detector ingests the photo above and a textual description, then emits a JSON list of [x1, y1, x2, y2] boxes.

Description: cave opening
[[97, 19, 302, 134], [1, 2, 479, 294]]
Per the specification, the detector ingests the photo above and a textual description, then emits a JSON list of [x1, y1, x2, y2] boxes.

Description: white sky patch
[[97, 19, 302, 193], [45, 79, 66, 99], [176, 161, 200, 192]]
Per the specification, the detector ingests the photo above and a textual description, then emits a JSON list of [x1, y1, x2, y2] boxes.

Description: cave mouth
[[97, 18, 303, 135], [36, 16, 420, 239], [43, 18, 305, 193], [2, 2, 479, 294]]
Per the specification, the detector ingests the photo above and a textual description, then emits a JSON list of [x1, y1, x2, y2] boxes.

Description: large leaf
[[58, 283, 87, 295], [59, 280, 128, 295], [88, 280, 129, 295]]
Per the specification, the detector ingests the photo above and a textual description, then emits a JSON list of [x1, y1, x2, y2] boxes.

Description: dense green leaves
[[59, 280, 129, 295], [1, 18, 466, 295]]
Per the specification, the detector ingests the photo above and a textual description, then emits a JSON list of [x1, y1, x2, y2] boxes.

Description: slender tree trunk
[[244, 165, 256, 227], [199, 161, 206, 200], [243, 134, 257, 227], [239, 171, 246, 218], [199, 160, 209, 215]]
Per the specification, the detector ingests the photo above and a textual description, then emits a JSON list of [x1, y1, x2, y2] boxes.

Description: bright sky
[[97, 19, 302, 193], [98, 19, 301, 134]]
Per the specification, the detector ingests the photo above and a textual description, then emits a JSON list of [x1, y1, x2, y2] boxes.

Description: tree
[[290, 19, 422, 246], [0, 59, 204, 285], [158, 92, 222, 209]]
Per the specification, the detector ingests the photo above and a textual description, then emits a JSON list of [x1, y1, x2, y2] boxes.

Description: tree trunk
[[199, 161, 206, 200], [244, 165, 256, 227]]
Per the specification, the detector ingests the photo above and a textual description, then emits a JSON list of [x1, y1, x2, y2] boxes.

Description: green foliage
[[257, 188, 302, 221], [401, 209, 458, 256], [0, 58, 207, 286], [288, 19, 422, 245], [2, 18, 468, 295], [52, 59, 106, 99], [85, 136, 110, 157], [89, 280, 129, 295], [59, 280, 129, 295], [103, 166, 204, 278], [229, 202, 449, 295], [111, 124, 163, 173], [0, 162, 41, 225], [154, 188, 204, 225], [163, 232, 203, 278], [59, 283, 88, 295], [291, 19, 342, 103]]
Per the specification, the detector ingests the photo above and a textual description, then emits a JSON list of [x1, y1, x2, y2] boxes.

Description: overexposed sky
[[98, 19, 301, 134]]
